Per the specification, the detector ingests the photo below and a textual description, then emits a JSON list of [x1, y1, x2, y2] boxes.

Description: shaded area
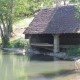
[[30, 54, 53, 61], [31, 34, 53, 44], [30, 33, 80, 52], [39, 69, 76, 78], [28, 69, 78, 80], [60, 34, 80, 45]]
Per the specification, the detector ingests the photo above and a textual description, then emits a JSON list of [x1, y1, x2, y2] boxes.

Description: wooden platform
[[31, 43, 53, 51], [31, 43, 76, 48], [31, 43, 53, 47]]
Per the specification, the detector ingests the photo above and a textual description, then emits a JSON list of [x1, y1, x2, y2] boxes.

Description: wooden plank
[[31, 43, 53, 51], [31, 43, 53, 47], [31, 43, 76, 48]]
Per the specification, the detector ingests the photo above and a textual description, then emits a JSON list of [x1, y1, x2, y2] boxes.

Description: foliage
[[41, 0, 55, 8], [5, 38, 29, 48], [0, 0, 29, 47], [65, 46, 80, 56], [0, 0, 14, 46], [69, 0, 77, 2]]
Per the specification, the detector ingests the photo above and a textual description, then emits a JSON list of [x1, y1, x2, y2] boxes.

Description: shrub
[[65, 46, 80, 56], [6, 38, 29, 48]]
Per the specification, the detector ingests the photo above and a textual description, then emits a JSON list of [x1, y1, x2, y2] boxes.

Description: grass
[[13, 17, 34, 29]]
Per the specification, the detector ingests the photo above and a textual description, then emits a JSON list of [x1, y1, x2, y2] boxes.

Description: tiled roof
[[23, 5, 80, 34]]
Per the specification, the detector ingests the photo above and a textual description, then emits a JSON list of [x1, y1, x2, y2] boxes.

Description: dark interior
[[31, 34, 53, 44], [30, 34, 53, 52], [59, 34, 80, 45], [30, 33, 80, 52], [31, 33, 80, 45]]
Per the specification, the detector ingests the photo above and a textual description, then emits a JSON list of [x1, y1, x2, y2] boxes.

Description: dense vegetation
[[63, 46, 80, 56], [4, 38, 29, 49]]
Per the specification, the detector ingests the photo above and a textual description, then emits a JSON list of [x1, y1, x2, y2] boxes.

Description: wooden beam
[[31, 43, 76, 48], [31, 43, 53, 47]]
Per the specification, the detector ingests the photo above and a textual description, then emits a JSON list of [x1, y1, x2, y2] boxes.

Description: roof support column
[[53, 34, 60, 53]]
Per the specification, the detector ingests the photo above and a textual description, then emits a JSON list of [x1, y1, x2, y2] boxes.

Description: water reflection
[[0, 50, 28, 80], [0, 50, 80, 80]]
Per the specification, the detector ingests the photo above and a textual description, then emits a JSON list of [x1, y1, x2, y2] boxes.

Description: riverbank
[[0, 46, 80, 62], [3, 48, 24, 53], [0, 47, 26, 55]]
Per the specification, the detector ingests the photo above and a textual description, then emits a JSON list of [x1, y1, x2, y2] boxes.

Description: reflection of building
[[23, 5, 80, 54]]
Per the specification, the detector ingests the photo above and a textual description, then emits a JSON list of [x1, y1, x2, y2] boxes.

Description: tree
[[40, 0, 54, 8], [0, 0, 13, 47], [0, 0, 41, 47], [69, 0, 77, 2], [13, 0, 40, 17]]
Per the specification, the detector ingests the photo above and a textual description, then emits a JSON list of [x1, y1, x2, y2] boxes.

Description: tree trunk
[[0, 15, 9, 47], [9, 0, 14, 34]]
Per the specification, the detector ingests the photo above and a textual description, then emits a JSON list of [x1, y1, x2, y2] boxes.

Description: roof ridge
[[47, 7, 59, 29]]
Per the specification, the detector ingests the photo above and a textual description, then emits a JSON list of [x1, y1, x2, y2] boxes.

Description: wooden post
[[29, 34, 32, 48], [53, 34, 60, 53]]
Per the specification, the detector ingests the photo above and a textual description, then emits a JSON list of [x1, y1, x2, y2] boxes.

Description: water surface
[[0, 50, 80, 80]]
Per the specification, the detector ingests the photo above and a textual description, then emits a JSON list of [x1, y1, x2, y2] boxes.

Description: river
[[0, 50, 80, 80]]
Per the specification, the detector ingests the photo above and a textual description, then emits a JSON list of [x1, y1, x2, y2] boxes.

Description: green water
[[0, 50, 80, 80]]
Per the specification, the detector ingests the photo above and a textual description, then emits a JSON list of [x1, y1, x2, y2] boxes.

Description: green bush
[[6, 38, 29, 48], [65, 46, 80, 56]]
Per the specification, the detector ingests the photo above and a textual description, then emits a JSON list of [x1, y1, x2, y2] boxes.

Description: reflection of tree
[[0, 53, 14, 80], [0, 51, 2, 65], [0, 51, 28, 80], [11, 55, 28, 80]]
